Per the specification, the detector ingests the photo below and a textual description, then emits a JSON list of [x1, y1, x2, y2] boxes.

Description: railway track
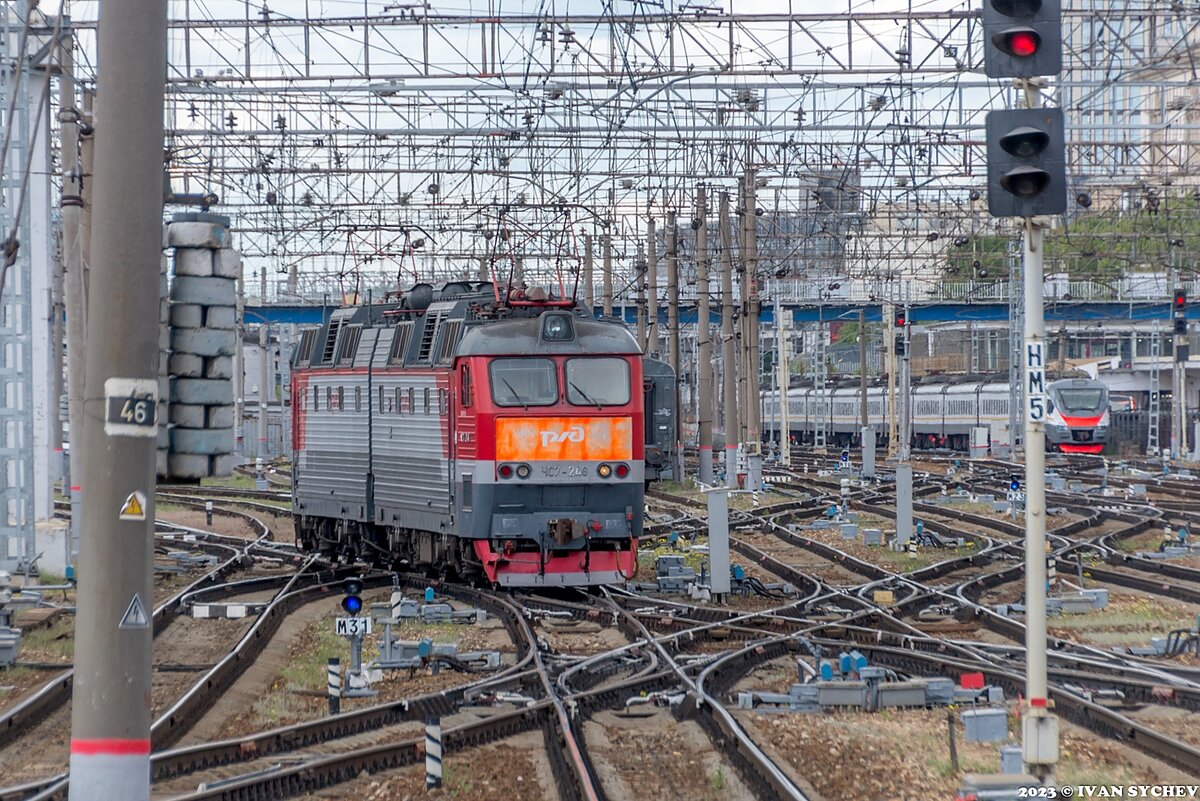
[[7, 458, 1200, 800]]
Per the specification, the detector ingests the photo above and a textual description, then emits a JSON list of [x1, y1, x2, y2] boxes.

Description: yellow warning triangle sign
[[119, 491, 146, 521]]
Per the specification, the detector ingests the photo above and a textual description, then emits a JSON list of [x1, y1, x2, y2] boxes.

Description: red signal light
[[1175, 289, 1187, 309], [993, 27, 1041, 58], [1009, 31, 1039, 56]]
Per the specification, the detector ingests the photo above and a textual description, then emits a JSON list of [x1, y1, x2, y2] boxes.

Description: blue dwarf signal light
[[342, 578, 364, 615], [1010, 477, 1021, 492]]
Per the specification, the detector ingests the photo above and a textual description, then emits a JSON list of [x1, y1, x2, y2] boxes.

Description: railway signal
[[341, 578, 364, 615], [894, 308, 909, 356], [984, 108, 1066, 218], [982, 0, 1062, 79]]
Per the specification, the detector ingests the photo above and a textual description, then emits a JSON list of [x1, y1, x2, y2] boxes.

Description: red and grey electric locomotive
[[290, 281, 652, 587]]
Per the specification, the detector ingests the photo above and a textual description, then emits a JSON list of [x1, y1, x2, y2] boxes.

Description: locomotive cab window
[[566, 358, 630, 406], [1054, 387, 1105, 412], [489, 358, 558, 407]]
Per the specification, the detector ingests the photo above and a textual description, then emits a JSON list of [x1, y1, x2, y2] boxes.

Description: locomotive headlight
[[615, 463, 630, 479], [515, 463, 531, 479], [597, 463, 613, 478], [541, 313, 574, 342], [498, 464, 514, 479]]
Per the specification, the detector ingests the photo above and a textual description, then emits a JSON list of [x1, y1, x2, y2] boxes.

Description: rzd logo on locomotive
[[497, 417, 632, 461], [540, 425, 585, 447]]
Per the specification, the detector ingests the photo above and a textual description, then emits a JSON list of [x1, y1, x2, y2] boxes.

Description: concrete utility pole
[[635, 242, 646, 349], [287, 246, 298, 298], [80, 90, 95, 278], [885, 305, 897, 458], [899, 310, 911, 462], [234, 272, 245, 461], [645, 217, 658, 356], [1178, 321, 1188, 462], [737, 178, 750, 454], [258, 325, 270, 459], [601, 229, 613, 318], [582, 232, 593, 313], [744, 160, 762, 490], [859, 308, 868, 429], [720, 193, 739, 488], [666, 211, 680, 397], [1172, 271, 1187, 462], [777, 297, 791, 467], [666, 211, 682, 479], [695, 188, 713, 484], [60, 40, 86, 561], [1019, 80, 1058, 782], [69, 3, 167, 800]]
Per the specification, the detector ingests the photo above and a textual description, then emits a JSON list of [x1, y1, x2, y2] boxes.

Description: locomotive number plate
[[541, 465, 589, 478]]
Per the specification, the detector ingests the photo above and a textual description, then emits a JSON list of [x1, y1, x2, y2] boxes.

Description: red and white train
[[289, 282, 655, 587], [764, 376, 1110, 454]]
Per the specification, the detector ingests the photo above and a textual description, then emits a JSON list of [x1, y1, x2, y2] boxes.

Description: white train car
[[763, 377, 1107, 454]]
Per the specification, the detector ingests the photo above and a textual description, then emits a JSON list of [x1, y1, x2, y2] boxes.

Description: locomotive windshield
[[566, 358, 631, 406], [1054, 386, 1105, 412], [489, 357, 558, 407]]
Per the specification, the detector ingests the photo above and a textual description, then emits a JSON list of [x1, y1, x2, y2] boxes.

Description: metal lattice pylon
[[0, 6, 37, 570]]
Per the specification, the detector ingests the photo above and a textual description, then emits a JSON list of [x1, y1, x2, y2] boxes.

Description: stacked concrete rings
[[162, 213, 241, 479]]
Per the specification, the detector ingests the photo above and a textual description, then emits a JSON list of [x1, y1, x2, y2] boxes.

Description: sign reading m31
[[1025, 341, 1047, 421]]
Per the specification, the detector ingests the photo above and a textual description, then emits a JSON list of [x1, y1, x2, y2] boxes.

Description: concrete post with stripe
[[68, 2, 167, 799], [327, 658, 341, 714], [425, 717, 443, 789]]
